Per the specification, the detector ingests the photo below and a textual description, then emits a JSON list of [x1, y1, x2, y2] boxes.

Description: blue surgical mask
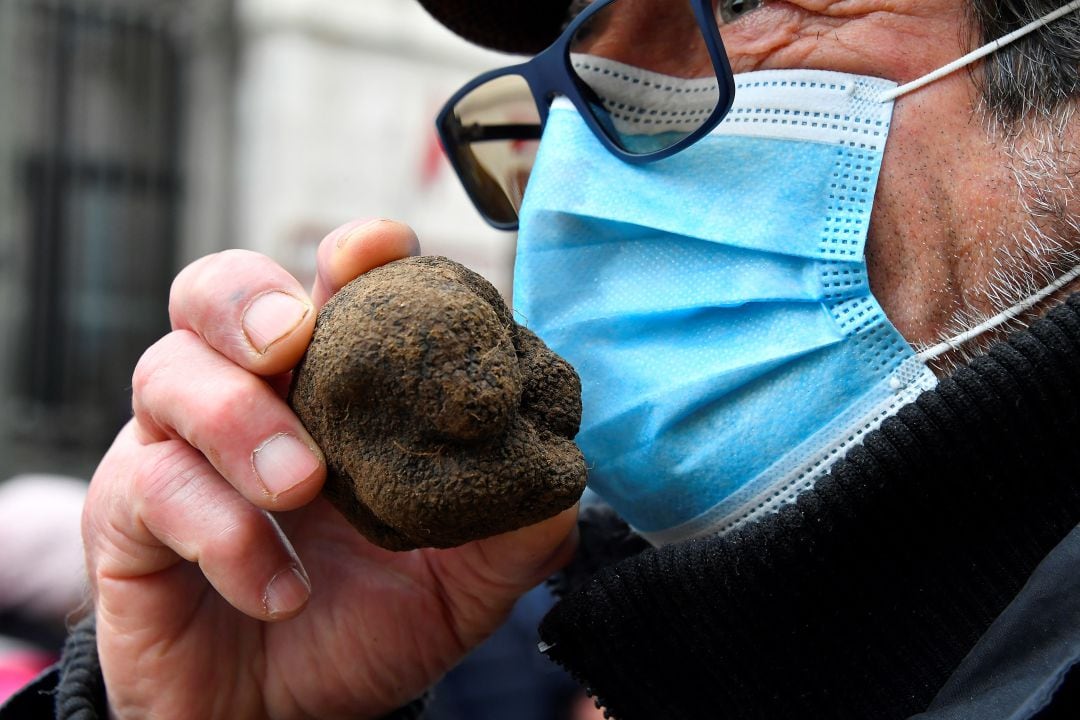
[[512, 3, 1080, 545], [515, 70, 935, 545]]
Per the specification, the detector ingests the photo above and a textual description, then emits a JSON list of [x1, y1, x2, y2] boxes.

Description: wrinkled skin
[[290, 256, 586, 550]]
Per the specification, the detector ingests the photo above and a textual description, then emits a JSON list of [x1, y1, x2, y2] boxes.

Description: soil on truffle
[[288, 256, 587, 551]]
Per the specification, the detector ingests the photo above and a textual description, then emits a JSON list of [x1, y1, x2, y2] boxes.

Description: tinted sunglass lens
[[569, 0, 721, 155], [440, 74, 541, 227]]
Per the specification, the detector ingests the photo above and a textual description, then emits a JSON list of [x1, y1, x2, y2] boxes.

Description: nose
[[570, 0, 716, 78]]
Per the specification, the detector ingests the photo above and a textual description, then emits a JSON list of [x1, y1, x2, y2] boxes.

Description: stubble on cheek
[[866, 97, 1080, 372], [863, 90, 975, 352]]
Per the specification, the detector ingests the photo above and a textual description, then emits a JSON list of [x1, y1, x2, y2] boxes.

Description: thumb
[[428, 506, 579, 645], [311, 219, 420, 308], [476, 506, 580, 589]]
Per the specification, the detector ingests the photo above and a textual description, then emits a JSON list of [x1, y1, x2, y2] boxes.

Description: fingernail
[[264, 565, 311, 618], [253, 433, 322, 497], [328, 218, 384, 249], [242, 291, 311, 355]]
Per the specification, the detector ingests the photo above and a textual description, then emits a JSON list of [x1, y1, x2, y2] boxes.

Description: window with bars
[[0, 0, 186, 478]]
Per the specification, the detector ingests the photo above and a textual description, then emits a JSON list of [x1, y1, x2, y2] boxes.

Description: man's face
[[566, 0, 1080, 363]]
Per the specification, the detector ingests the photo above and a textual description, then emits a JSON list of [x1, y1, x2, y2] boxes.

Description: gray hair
[[969, 0, 1080, 123], [923, 2, 1080, 369]]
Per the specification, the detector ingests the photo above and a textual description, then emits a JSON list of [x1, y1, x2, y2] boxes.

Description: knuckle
[[170, 249, 274, 322], [215, 248, 264, 265], [131, 336, 171, 399], [168, 254, 218, 324], [131, 331, 197, 402], [203, 512, 268, 567], [131, 440, 202, 510], [170, 253, 213, 298], [199, 373, 267, 438], [199, 249, 272, 294]]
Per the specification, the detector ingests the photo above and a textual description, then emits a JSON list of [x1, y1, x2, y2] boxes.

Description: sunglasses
[[436, 0, 745, 231]]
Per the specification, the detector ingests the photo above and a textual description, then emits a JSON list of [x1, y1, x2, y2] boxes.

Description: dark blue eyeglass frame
[[436, 0, 736, 231]]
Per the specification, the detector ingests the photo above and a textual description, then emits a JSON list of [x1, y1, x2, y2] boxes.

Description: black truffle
[[289, 256, 587, 551]]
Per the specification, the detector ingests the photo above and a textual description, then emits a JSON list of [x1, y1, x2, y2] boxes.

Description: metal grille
[[0, 0, 186, 477]]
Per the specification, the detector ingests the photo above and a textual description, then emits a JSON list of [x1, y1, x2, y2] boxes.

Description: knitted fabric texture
[[55, 615, 105, 720], [539, 294, 1080, 720]]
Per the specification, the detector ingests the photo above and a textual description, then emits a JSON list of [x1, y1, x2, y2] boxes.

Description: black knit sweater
[[538, 293, 1080, 719]]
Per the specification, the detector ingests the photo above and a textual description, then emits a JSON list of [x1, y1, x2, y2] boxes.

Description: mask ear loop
[[876, 0, 1080, 103], [918, 265, 1080, 362], [864, 0, 1080, 362]]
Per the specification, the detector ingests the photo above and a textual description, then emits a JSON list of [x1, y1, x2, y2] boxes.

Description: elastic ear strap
[[877, 0, 1080, 102], [917, 263, 1080, 362]]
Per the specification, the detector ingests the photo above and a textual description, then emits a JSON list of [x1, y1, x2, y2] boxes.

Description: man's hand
[[83, 219, 578, 719]]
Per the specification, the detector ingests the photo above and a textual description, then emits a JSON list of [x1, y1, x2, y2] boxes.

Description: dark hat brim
[[417, 0, 572, 55]]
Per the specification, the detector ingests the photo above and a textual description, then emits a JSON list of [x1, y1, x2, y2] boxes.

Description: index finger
[[169, 249, 316, 377]]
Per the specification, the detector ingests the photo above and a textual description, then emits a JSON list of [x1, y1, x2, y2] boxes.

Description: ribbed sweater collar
[[540, 293, 1080, 720]]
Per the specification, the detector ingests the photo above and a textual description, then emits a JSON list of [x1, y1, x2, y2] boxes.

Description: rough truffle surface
[[289, 256, 587, 551]]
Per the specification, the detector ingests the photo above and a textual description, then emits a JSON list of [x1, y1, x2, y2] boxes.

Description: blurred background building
[[0, 0, 516, 480]]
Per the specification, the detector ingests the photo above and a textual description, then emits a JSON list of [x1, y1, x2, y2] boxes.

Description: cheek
[[867, 72, 1039, 349], [864, 103, 961, 347]]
